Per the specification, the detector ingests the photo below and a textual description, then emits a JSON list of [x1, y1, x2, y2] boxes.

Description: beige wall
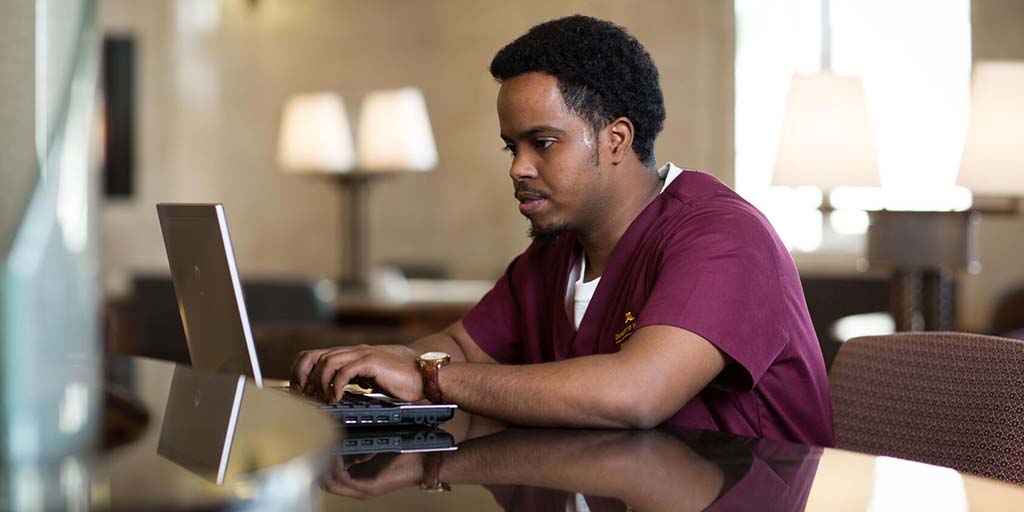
[[0, 1, 37, 258], [960, 0, 1024, 331], [97, 0, 735, 296]]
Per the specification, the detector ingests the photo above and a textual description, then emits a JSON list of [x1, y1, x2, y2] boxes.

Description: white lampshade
[[957, 61, 1024, 196], [356, 87, 438, 172], [277, 92, 355, 173], [773, 73, 879, 190]]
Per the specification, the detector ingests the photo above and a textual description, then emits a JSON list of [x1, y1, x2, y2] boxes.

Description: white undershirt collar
[[565, 162, 685, 330]]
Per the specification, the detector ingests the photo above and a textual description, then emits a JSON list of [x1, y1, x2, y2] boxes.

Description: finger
[[350, 453, 377, 467], [288, 350, 311, 390], [329, 464, 387, 498], [321, 457, 374, 499], [319, 473, 367, 500], [329, 356, 375, 403], [289, 349, 327, 390], [327, 454, 349, 480], [308, 348, 364, 401]]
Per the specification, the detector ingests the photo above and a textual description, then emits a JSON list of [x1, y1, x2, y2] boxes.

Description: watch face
[[420, 352, 449, 362]]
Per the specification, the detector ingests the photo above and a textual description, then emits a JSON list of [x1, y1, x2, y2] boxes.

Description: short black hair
[[490, 15, 666, 167]]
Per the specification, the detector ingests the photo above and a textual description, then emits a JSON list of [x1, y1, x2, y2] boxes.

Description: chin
[[528, 221, 568, 245]]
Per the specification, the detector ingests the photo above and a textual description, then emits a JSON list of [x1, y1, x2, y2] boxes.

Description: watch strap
[[420, 360, 443, 403], [419, 451, 450, 492]]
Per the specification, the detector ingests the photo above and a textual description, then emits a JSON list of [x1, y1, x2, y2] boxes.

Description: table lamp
[[772, 0, 985, 333], [957, 61, 1024, 212], [942, 60, 1024, 332], [771, 71, 971, 332], [277, 92, 356, 174], [357, 87, 438, 172], [852, 69, 1024, 334], [772, 72, 880, 194], [277, 88, 437, 288]]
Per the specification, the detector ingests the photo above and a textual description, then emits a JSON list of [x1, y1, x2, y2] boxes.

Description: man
[[291, 15, 834, 446]]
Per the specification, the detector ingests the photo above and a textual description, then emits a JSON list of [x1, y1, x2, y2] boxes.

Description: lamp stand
[[886, 268, 957, 331], [866, 210, 980, 331], [333, 172, 392, 290]]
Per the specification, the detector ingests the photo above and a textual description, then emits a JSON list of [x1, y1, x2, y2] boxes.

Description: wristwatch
[[418, 451, 451, 492], [417, 351, 451, 404]]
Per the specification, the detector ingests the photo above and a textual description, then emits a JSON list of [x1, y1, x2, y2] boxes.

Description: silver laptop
[[156, 203, 456, 426]]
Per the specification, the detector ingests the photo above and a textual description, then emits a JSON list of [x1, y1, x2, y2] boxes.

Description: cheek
[[552, 144, 596, 173], [540, 145, 598, 196]]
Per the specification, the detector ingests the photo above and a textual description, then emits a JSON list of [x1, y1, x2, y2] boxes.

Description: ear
[[605, 117, 635, 165]]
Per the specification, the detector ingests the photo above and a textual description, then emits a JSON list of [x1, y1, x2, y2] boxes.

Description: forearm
[[407, 319, 503, 365], [407, 331, 468, 362], [439, 355, 643, 428]]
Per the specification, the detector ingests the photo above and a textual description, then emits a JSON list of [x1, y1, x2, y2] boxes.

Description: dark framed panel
[[101, 35, 136, 198]]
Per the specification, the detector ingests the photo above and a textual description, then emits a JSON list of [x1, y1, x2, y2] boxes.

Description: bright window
[[735, 0, 972, 252]]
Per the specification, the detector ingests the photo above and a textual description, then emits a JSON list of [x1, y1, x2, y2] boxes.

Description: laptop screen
[[156, 203, 263, 386]]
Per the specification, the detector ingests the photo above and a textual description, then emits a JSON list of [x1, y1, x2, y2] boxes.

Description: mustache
[[514, 182, 549, 201]]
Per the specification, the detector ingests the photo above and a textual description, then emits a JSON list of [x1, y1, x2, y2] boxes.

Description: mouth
[[515, 191, 549, 216], [518, 198, 546, 216]]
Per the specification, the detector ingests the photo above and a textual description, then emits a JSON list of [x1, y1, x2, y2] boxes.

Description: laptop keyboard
[[325, 393, 404, 425], [321, 393, 399, 409], [272, 386, 398, 408], [272, 385, 453, 426]]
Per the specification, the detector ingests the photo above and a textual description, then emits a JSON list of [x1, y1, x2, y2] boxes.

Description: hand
[[289, 344, 423, 402], [320, 452, 425, 500]]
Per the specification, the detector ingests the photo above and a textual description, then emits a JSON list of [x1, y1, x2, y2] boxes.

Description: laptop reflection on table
[[157, 365, 456, 486], [157, 366, 246, 485]]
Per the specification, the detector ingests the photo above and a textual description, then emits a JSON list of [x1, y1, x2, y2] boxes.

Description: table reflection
[[8, 355, 1021, 511], [320, 423, 822, 511], [147, 362, 337, 496], [157, 366, 247, 484]]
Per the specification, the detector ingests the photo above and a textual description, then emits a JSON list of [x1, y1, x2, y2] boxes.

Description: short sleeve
[[461, 257, 525, 364], [636, 207, 789, 391]]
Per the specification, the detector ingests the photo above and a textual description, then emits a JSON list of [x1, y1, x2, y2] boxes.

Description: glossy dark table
[[13, 356, 1024, 511], [89, 356, 336, 510], [317, 418, 1024, 512]]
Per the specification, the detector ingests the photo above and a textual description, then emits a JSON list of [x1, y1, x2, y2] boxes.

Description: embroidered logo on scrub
[[614, 311, 637, 345]]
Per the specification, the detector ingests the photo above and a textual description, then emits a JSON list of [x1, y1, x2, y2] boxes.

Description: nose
[[509, 154, 538, 182]]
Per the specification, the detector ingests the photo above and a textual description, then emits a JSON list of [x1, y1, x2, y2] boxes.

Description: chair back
[[131, 274, 333, 364], [830, 331, 1024, 484]]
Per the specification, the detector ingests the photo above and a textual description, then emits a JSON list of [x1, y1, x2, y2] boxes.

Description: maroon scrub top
[[463, 169, 835, 447]]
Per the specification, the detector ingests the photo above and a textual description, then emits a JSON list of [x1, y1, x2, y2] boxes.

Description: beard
[[518, 144, 598, 245], [528, 223, 568, 245]]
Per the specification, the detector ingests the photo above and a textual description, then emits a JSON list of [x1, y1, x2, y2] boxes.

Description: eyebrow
[[500, 125, 566, 142]]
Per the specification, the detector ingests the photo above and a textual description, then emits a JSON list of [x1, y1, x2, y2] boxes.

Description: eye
[[501, 143, 517, 156], [533, 139, 555, 151]]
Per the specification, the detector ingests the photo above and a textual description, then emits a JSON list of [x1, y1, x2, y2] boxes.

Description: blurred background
[[4, 0, 1024, 386], [94, 0, 734, 289]]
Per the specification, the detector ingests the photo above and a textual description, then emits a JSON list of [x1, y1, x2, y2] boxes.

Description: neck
[[577, 162, 663, 280]]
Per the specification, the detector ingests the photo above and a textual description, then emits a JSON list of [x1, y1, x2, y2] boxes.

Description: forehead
[[497, 72, 577, 135]]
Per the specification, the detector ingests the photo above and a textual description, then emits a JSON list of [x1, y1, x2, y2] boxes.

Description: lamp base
[[866, 210, 980, 270], [331, 172, 398, 289], [867, 210, 978, 332], [888, 269, 956, 332]]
